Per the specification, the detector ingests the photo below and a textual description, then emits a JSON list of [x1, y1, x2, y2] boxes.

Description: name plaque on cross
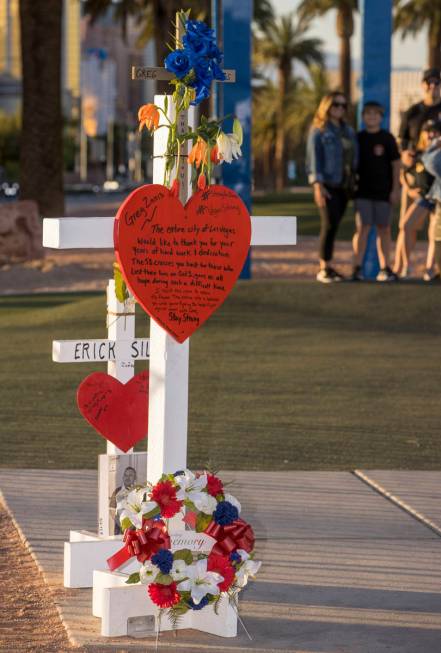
[[132, 66, 236, 83], [53, 338, 150, 363]]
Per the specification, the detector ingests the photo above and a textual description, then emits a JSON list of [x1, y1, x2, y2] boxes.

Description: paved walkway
[[1, 469, 441, 652]]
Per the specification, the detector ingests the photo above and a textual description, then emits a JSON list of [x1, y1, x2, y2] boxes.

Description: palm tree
[[394, 0, 441, 69], [254, 13, 323, 190], [297, 0, 358, 104], [19, 0, 64, 217]]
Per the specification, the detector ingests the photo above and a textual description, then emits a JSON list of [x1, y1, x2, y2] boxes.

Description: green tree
[[297, 0, 358, 104], [394, 0, 441, 69], [254, 12, 323, 190], [19, 0, 64, 216]]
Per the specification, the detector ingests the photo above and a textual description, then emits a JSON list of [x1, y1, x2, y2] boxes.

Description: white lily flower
[[177, 559, 224, 604], [188, 491, 217, 514], [235, 555, 262, 589], [140, 500, 158, 516], [117, 487, 151, 529], [175, 470, 208, 500], [224, 493, 241, 514], [216, 132, 242, 164], [170, 558, 188, 582], [139, 560, 157, 584]]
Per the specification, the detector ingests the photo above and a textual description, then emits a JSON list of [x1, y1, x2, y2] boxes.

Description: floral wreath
[[107, 469, 261, 621]]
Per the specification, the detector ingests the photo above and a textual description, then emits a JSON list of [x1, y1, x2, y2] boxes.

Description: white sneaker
[[316, 269, 333, 283]]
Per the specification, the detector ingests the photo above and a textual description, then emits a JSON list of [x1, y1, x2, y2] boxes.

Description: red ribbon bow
[[107, 519, 170, 572], [205, 518, 255, 556]]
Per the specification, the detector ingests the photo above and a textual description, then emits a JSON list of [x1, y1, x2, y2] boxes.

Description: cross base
[[64, 530, 138, 588], [93, 569, 238, 638]]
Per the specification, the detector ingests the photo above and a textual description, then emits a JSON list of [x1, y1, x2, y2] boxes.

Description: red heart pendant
[[114, 184, 251, 343], [77, 371, 148, 452]]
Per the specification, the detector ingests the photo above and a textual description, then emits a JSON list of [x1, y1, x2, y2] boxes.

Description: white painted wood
[[106, 280, 136, 455], [52, 338, 149, 362], [43, 215, 297, 249], [64, 538, 139, 588], [96, 572, 236, 637], [251, 216, 297, 245]]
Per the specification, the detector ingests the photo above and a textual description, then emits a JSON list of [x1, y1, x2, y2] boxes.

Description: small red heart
[[114, 184, 251, 343], [77, 371, 148, 452]]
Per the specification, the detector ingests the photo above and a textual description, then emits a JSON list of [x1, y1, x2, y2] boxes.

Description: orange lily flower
[[188, 138, 208, 167], [210, 144, 220, 164], [138, 103, 160, 132]]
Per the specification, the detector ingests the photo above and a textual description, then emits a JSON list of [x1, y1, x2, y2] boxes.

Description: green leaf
[[113, 262, 128, 303], [173, 548, 193, 565], [155, 572, 173, 585], [120, 517, 132, 531], [164, 96, 168, 115], [195, 512, 212, 533], [233, 118, 243, 145], [126, 572, 140, 584], [142, 505, 161, 520]]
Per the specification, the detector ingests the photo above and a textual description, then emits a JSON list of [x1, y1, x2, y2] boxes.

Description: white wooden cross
[[43, 18, 296, 639]]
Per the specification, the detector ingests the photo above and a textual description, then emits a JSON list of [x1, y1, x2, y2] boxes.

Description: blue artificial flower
[[191, 82, 210, 106], [188, 595, 209, 610], [151, 548, 173, 574], [185, 19, 214, 41], [213, 501, 239, 526], [211, 60, 226, 81], [165, 49, 191, 78], [230, 551, 241, 563]]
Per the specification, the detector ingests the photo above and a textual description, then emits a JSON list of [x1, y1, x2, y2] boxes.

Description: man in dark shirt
[[399, 68, 441, 151], [399, 68, 441, 221], [352, 102, 401, 281]]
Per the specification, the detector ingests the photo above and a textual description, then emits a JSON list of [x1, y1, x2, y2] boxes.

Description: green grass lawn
[[1, 283, 440, 470], [253, 191, 402, 241]]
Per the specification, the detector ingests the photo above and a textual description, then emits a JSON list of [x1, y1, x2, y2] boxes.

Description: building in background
[[0, 0, 156, 182]]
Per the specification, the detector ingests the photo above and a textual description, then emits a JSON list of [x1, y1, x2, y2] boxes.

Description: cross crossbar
[[132, 66, 236, 83], [42, 216, 297, 249]]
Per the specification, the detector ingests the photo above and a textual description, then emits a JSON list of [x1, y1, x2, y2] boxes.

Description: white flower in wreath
[[190, 491, 217, 514], [177, 559, 224, 605], [224, 493, 241, 514], [170, 558, 188, 582], [235, 550, 261, 589], [139, 560, 157, 584], [175, 469, 208, 498], [117, 488, 148, 529]]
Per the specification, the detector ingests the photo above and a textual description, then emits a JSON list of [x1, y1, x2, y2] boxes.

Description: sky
[[274, 0, 427, 71]]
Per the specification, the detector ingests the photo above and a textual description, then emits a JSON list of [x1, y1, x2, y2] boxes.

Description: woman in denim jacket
[[306, 92, 358, 282]]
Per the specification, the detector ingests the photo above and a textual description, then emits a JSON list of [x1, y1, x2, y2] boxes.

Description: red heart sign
[[114, 184, 251, 343], [77, 371, 148, 452]]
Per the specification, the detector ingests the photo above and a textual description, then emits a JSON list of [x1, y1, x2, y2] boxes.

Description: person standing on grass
[[306, 91, 358, 283], [422, 136, 441, 281], [352, 101, 401, 282], [398, 68, 441, 223], [394, 120, 440, 281]]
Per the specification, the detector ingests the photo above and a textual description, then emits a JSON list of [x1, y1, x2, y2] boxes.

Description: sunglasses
[[332, 101, 347, 109], [425, 78, 440, 86]]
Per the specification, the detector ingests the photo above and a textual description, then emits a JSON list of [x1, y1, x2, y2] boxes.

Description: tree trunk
[[428, 13, 441, 69], [19, 0, 64, 217], [336, 8, 353, 106], [275, 63, 289, 192]]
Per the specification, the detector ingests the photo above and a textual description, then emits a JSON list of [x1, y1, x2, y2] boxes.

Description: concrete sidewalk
[[1, 469, 441, 652]]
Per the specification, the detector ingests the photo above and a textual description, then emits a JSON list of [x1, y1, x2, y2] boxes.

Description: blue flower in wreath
[[188, 595, 209, 610], [230, 551, 241, 563], [165, 49, 191, 78], [213, 500, 239, 526], [151, 548, 173, 574]]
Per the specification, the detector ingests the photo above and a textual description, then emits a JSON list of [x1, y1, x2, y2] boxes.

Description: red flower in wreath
[[150, 480, 183, 518], [148, 581, 180, 608], [207, 553, 235, 592], [206, 473, 224, 497]]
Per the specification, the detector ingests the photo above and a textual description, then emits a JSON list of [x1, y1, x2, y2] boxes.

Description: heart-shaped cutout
[[77, 371, 148, 452], [114, 184, 251, 342]]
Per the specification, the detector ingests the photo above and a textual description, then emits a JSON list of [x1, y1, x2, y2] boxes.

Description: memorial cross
[[42, 14, 296, 637]]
